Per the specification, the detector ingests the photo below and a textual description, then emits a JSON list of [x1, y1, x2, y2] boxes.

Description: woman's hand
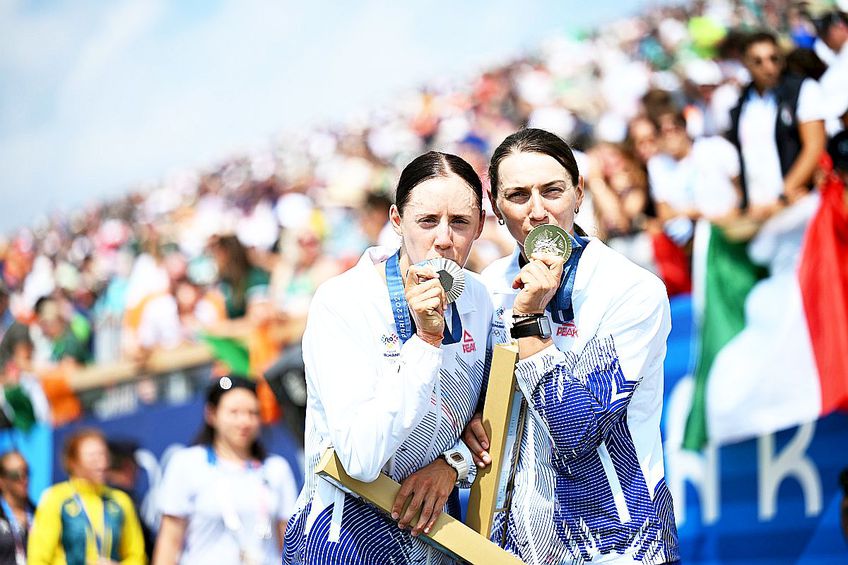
[[404, 265, 446, 343], [512, 252, 565, 315], [391, 457, 457, 536], [462, 412, 492, 468]]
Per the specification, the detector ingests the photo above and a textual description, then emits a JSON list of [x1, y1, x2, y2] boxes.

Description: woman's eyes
[[506, 192, 530, 202], [228, 408, 259, 417], [417, 217, 470, 226], [505, 187, 564, 201]]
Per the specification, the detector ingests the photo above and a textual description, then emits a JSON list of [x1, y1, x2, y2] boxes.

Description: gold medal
[[523, 224, 572, 261]]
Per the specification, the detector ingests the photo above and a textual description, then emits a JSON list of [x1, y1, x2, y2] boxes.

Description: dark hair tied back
[[395, 151, 483, 216], [488, 128, 580, 200]]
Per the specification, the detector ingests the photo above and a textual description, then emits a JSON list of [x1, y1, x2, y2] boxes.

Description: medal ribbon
[[386, 251, 462, 345], [546, 233, 587, 324], [386, 252, 415, 343], [206, 447, 273, 546], [72, 492, 107, 558]]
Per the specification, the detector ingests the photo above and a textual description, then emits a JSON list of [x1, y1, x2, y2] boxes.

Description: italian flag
[[683, 173, 848, 450]]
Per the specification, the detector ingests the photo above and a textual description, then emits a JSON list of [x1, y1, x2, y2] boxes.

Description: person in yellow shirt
[[27, 428, 146, 565]]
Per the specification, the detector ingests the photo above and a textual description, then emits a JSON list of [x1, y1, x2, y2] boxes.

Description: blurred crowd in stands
[[2, 0, 848, 559], [0, 0, 845, 424]]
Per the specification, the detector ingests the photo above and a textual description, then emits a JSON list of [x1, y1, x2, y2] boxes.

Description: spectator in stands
[[785, 47, 828, 80], [812, 9, 848, 132], [648, 110, 742, 238], [32, 295, 92, 366], [106, 440, 155, 560], [0, 450, 35, 565], [587, 142, 653, 241], [626, 115, 661, 167], [358, 191, 394, 248], [121, 252, 182, 359], [728, 30, 827, 219], [154, 376, 297, 565], [682, 58, 735, 137], [0, 323, 50, 429], [205, 234, 270, 335], [203, 234, 286, 424], [270, 226, 340, 319], [0, 282, 13, 340], [173, 276, 221, 339], [28, 428, 146, 565]]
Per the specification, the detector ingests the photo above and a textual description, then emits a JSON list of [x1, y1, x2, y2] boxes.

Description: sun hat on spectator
[[685, 58, 724, 86]]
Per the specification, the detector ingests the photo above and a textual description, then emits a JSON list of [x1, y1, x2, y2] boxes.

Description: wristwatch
[[510, 314, 552, 340], [441, 448, 470, 482]]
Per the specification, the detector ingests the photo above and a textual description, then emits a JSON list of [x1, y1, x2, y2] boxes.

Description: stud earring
[[497, 218, 505, 225]]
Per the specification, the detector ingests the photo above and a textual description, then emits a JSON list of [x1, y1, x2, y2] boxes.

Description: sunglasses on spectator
[[749, 54, 781, 67], [1, 469, 28, 481]]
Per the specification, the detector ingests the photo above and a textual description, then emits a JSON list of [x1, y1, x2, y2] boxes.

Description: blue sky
[[0, 0, 652, 232]]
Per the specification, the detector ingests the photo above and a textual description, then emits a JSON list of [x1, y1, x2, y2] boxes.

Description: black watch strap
[[510, 315, 551, 339]]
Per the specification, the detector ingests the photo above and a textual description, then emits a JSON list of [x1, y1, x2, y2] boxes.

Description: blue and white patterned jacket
[[482, 240, 679, 565], [284, 247, 492, 565]]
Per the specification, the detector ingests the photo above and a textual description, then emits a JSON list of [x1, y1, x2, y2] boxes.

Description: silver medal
[[417, 258, 465, 303]]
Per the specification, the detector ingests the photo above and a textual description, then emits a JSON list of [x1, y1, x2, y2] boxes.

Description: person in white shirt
[[727, 30, 826, 220], [648, 110, 741, 244], [154, 376, 299, 565], [283, 151, 492, 565], [464, 128, 679, 564], [812, 9, 848, 132], [682, 58, 738, 138]]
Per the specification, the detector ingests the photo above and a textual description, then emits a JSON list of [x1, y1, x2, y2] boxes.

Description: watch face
[[449, 453, 464, 464], [539, 317, 552, 339]]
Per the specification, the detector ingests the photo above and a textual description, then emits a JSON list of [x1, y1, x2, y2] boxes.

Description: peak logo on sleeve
[[556, 321, 578, 338]]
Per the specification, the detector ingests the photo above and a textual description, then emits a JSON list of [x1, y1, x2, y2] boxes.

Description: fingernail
[[482, 442, 489, 449], [477, 461, 485, 468], [424, 527, 430, 534], [391, 512, 398, 520], [482, 452, 491, 463]]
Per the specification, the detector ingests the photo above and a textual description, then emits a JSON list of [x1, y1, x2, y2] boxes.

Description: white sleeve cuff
[[402, 333, 445, 365]]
